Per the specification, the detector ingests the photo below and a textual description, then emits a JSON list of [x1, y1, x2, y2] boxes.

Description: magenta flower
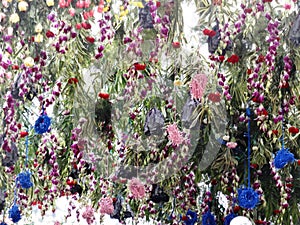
[[166, 123, 183, 146], [128, 178, 146, 199], [82, 205, 95, 225], [226, 142, 238, 149], [190, 74, 208, 100], [99, 197, 114, 214]]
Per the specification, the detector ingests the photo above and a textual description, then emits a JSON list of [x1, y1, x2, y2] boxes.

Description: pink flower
[[226, 142, 237, 149], [166, 123, 183, 146], [190, 74, 208, 100], [54, 222, 61, 225], [99, 197, 114, 214], [284, 4, 291, 10], [82, 205, 95, 225], [128, 178, 146, 199]]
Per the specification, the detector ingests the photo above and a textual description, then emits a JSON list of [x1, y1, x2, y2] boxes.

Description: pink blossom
[[166, 123, 183, 146], [82, 205, 95, 225], [284, 4, 291, 10], [190, 74, 208, 100], [99, 197, 114, 214], [54, 222, 61, 225], [128, 178, 146, 199], [226, 142, 237, 149]]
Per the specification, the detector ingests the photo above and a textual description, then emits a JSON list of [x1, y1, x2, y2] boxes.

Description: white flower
[[24, 56, 34, 67], [35, 23, 43, 33], [9, 13, 20, 23], [18, 1, 29, 12]]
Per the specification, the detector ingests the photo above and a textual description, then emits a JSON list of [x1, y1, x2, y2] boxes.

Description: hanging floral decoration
[[34, 113, 51, 134], [274, 148, 295, 169], [8, 204, 21, 223], [237, 186, 259, 210], [201, 210, 216, 225], [17, 171, 33, 189]]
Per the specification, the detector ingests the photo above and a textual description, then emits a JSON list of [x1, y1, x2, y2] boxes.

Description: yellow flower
[[35, 23, 43, 33], [7, 0, 12, 2], [174, 80, 183, 86], [130, 1, 144, 8], [103, 6, 109, 12], [35, 33, 43, 43], [9, 13, 20, 23], [119, 9, 129, 17], [24, 57, 34, 67], [18, 1, 29, 12], [106, 0, 111, 3], [46, 0, 54, 7]]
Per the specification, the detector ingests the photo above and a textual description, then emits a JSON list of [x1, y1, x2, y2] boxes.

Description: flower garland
[[237, 107, 259, 210]]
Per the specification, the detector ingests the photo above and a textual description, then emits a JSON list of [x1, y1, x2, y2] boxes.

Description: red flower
[[20, 131, 28, 138], [172, 42, 180, 48], [134, 63, 146, 71], [244, 8, 252, 13], [203, 28, 216, 37], [288, 126, 299, 134], [208, 92, 221, 102], [263, 0, 272, 2], [75, 23, 82, 30], [280, 81, 289, 89], [257, 109, 268, 116], [227, 54, 239, 64], [156, 1, 161, 7], [272, 130, 278, 135], [86, 36, 95, 43], [298, 159, 300, 166], [12, 65, 19, 70], [250, 163, 259, 169], [273, 209, 281, 215], [247, 68, 252, 75], [81, 22, 91, 30], [98, 92, 110, 99], [233, 206, 240, 213], [68, 77, 79, 84], [286, 183, 293, 188], [46, 30, 55, 38], [218, 55, 225, 62], [257, 54, 265, 63], [181, 215, 187, 221]]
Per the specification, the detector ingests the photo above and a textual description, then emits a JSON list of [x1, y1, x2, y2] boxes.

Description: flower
[[24, 56, 34, 67], [288, 126, 299, 134], [35, 33, 43, 43], [238, 187, 259, 209], [18, 1, 29, 11], [98, 92, 110, 99], [9, 204, 21, 223], [46, 30, 55, 38], [134, 63, 146, 70], [99, 197, 114, 214], [68, 77, 79, 84], [9, 13, 20, 23], [224, 213, 237, 225], [166, 123, 184, 145], [20, 131, 28, 138], [82, 206, 95, 225], [35, 23, 43, 33], [208, 92, 221, 102], [202, 210, 215, 225], [181, 209, 197, 225], [190, 74, 208, 100], [203, 28, 217, 37], [227, 54, 239, 64], [46, 0, 54, 6], [226, 142, 237, 149], [17, 171, 33, 189], [128, 178, 145, 199], [172, 42, 180, 48], [34, 114, 51, 134], [274, 148, 295, 169], [86, 36, 95, 43]]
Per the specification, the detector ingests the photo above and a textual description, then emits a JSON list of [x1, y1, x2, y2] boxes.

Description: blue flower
[[9, 204, 21, 223], [274, 148, 295, 169], [181, 209, 198, 225], [224, 213, 237, 225], [202, 210, 216, 225], [17, 171, 33, 189], [238, 187, 259, 209], [0, 222, 7, 225], [34, 114, 51, 134]]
